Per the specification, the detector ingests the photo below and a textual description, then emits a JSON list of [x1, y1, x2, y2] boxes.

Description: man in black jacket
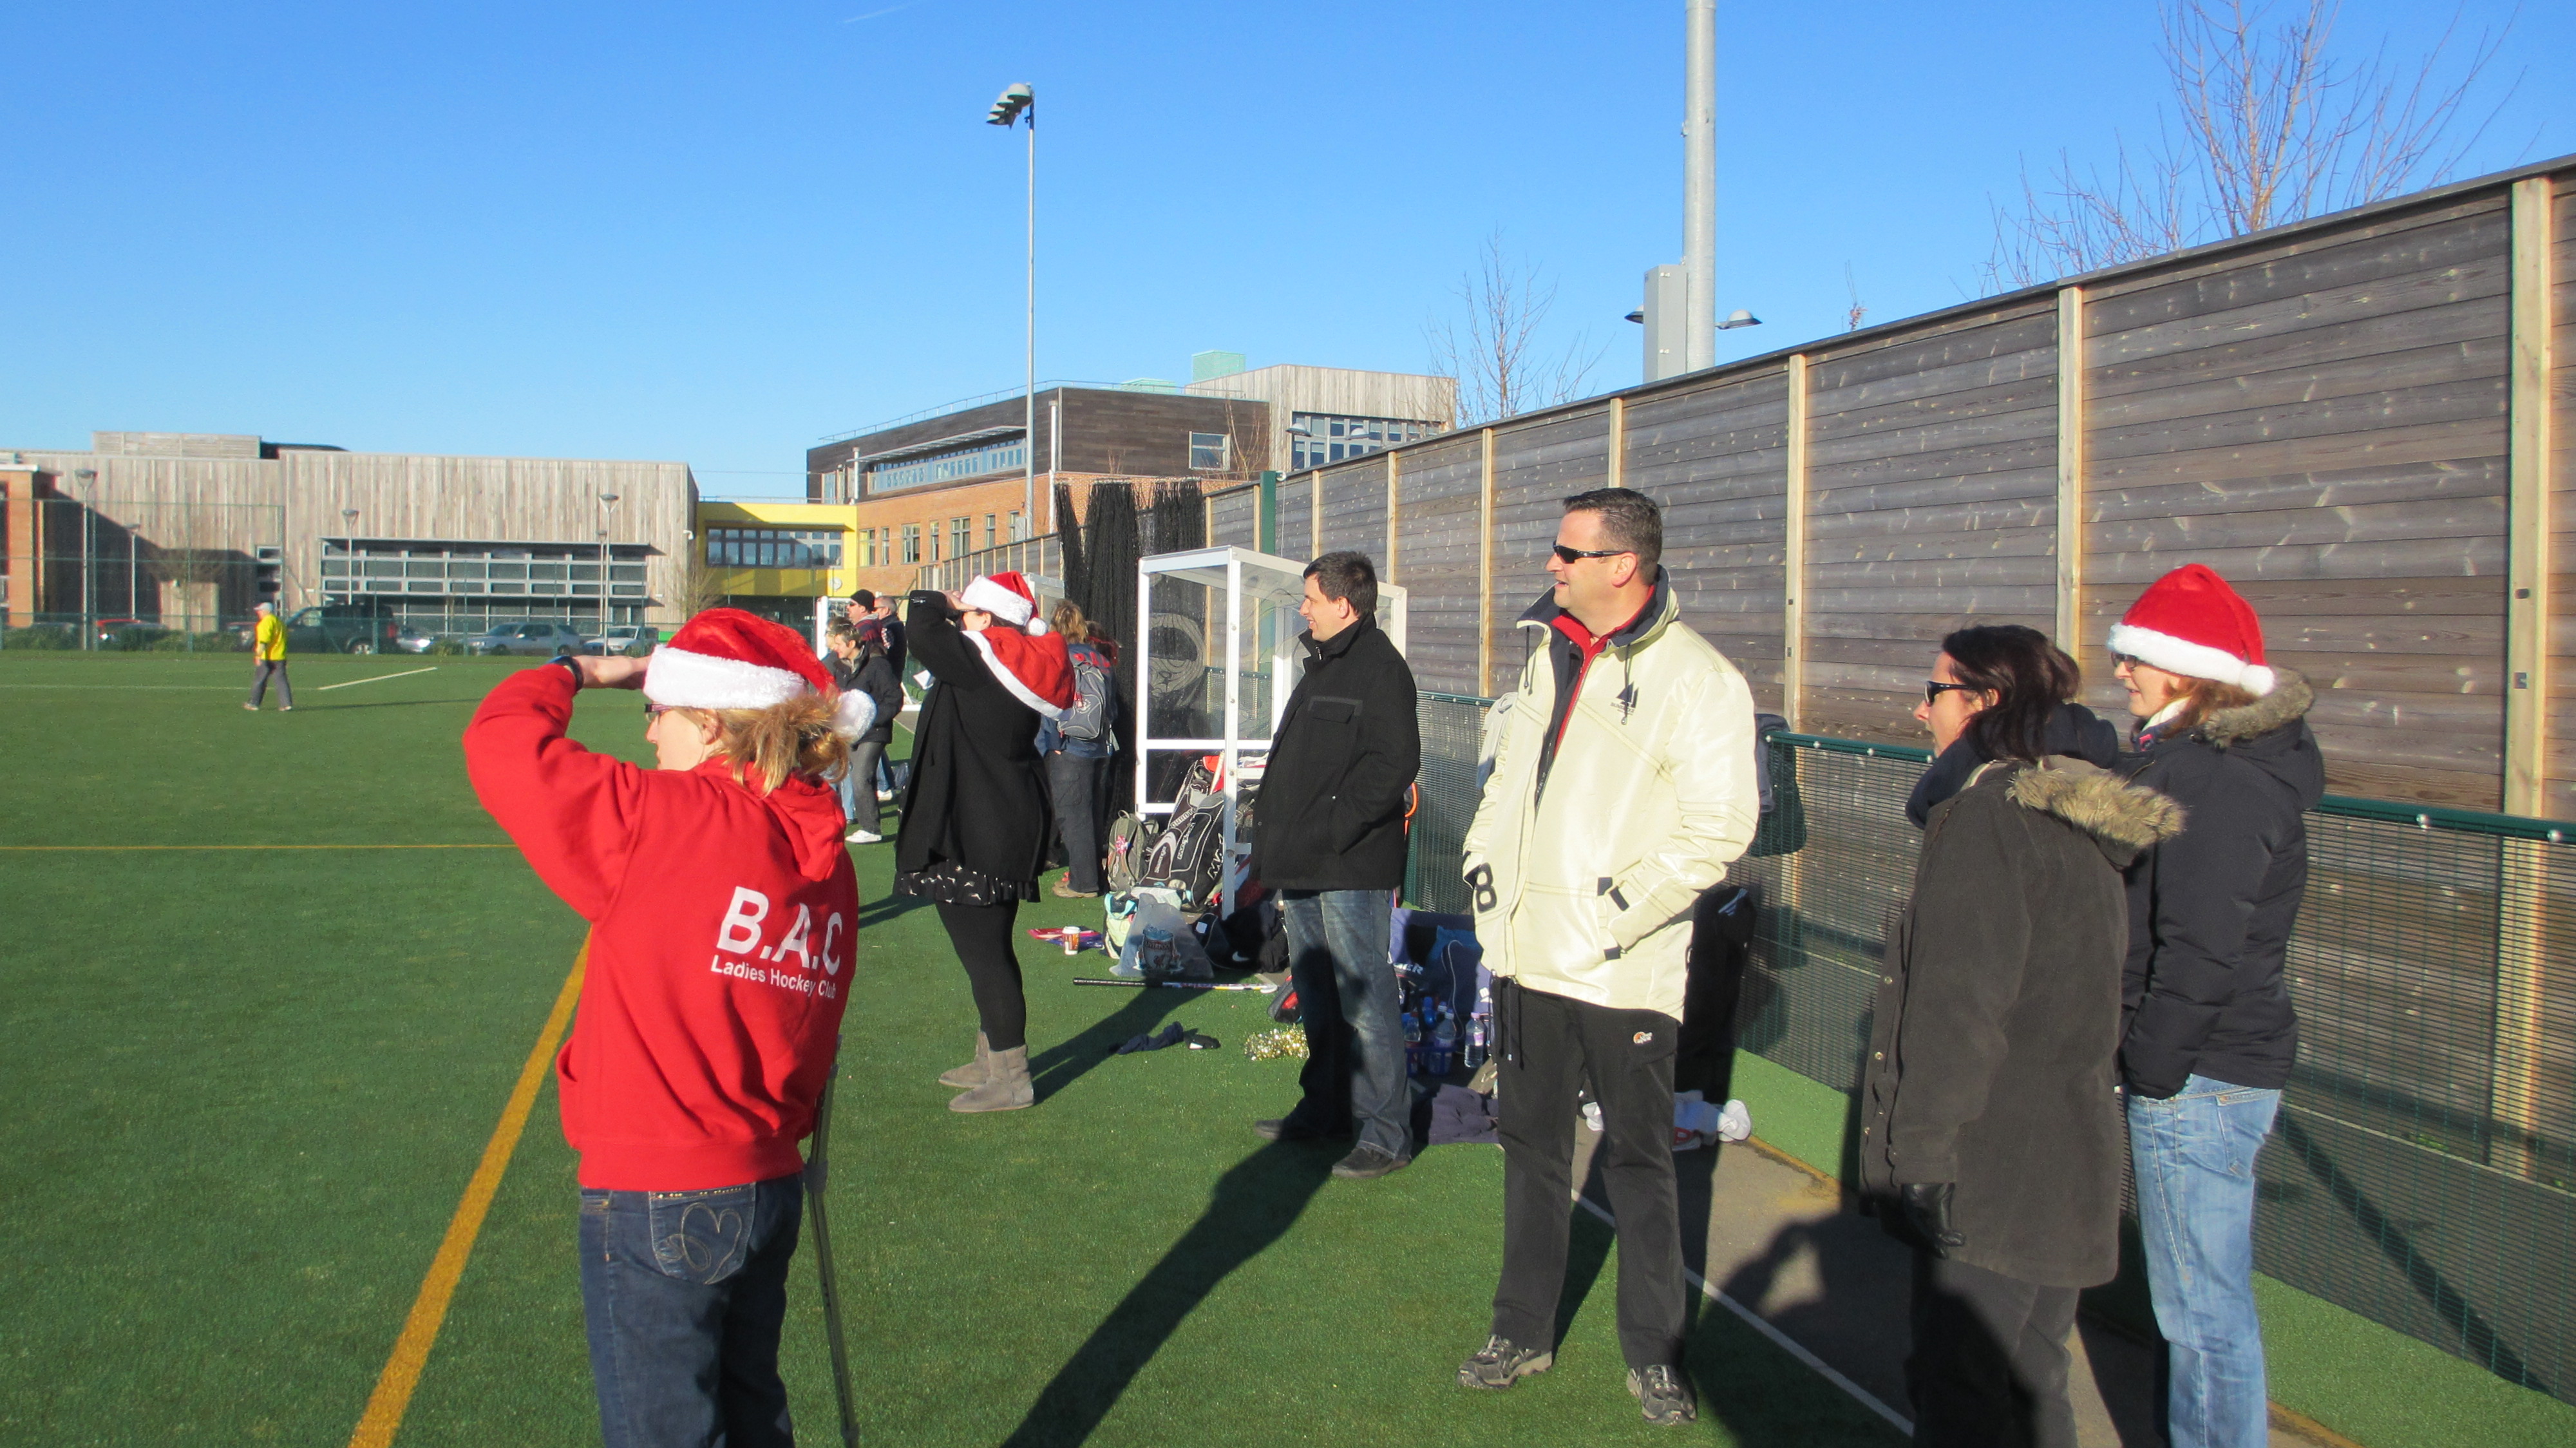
[[1247, 551, 1421, 1180]]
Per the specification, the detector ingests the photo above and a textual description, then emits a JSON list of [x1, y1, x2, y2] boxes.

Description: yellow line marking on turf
[[0, 835, 518, 845], [316, 666, 440, 691], [346, 943, 587, 1448]]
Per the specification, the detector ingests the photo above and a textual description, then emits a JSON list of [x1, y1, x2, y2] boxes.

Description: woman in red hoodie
[[464, 609, 872, 1448]]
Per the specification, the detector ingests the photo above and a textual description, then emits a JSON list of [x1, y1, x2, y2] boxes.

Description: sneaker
[[875, 788, 895, 802], [242, 703, 258, 711], [844, 829, 883, 844], [1627, 1366, 1697, 1425], [1457, 1335, 1551, 1390], [1052, 877, 1090, 899], [1330, 1144, 1410, 1181]]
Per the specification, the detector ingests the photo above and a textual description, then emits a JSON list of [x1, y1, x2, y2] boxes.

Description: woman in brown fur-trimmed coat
[[1860, 624, 2182, 1448]]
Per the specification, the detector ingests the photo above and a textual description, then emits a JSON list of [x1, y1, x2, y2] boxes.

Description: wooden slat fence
[[1277, 158, 2576, 815]]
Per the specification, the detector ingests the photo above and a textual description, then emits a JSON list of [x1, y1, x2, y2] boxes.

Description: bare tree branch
[[1426, 232, 1605, 427], [1985, 0, 2518, 291]]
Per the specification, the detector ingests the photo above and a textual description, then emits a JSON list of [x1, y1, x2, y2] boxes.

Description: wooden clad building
[[1215, 156, 2576, 816], [1, 432, 694, 632]]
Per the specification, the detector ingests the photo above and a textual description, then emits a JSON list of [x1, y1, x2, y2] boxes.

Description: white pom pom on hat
[[2107, 564, 2277, 697]]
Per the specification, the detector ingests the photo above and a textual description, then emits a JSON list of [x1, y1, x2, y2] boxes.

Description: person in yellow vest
[[245, 602, 294, 711]]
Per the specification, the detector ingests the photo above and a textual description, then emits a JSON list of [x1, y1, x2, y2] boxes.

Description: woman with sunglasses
[[2107, 565, 2322, 1448], [1861, 624, 2180, 1448]]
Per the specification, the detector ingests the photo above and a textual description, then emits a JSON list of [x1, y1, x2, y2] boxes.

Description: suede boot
[[938, 1032, 991, 1089], [948, 1044, 1034, 1112]]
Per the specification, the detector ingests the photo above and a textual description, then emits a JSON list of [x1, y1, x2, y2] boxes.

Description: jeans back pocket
[[647, 1185, 759, 1285]]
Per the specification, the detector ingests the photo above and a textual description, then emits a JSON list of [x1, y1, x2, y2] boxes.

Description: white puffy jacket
[[1461, 576, 1759, 1020]]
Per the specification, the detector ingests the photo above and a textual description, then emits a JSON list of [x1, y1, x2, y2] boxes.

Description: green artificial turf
[[0, 653, 1899, 1447]]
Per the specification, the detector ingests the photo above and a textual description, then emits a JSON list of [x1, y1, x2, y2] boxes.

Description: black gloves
[[1899, 1182, 1965, 1257]]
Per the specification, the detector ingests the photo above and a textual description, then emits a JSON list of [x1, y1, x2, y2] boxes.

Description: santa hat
[[2108, 564, 2277, 698], [961, 571, 1048, 635], [965, 624, 1077, 719], [645, 607, 877, 739]]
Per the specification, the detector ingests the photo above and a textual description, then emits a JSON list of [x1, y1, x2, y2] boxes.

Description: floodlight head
[[987, 82, 1034, 126], [600, 491, 620, 504], [1624, 309, 1645, 324], [1719, 309, 1763, 330]]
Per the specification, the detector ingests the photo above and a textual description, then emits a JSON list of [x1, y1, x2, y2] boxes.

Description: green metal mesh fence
[[1403, 693, 2576, 1404]]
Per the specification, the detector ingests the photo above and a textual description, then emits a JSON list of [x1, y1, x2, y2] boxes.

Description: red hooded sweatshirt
[[464, 667, 858, 1190]]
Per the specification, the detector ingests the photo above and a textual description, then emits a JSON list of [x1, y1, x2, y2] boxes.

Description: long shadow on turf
[[1025, 987, 1191, 1103], [996, 1140, 1337, 1447]]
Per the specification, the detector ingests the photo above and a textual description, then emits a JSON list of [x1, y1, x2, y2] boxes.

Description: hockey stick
[[1071, 977, 1273, 991], [804, 1043, 859, 1447]]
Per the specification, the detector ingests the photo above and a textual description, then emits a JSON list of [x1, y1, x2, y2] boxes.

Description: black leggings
[[938, 899, 1026, 1052]]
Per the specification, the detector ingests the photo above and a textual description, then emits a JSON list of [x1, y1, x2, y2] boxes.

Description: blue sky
[[4, 1, 2564, 493]]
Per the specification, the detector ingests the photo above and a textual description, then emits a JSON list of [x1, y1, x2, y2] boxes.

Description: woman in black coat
[[1860, 625, 2180, 1448], [826, 622, 905, 844], [2108, 564, 2324, 1448], [895, 578, 1073, 1112]]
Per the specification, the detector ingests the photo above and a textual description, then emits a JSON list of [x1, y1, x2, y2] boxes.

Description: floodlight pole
[[74, 469, 96, 647], [1683, 0, 1716, 372], [989, 83, 1036, 542], [598, 492, 621, 640]]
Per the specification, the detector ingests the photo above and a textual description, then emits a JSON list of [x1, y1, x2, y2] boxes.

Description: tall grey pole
[[1023, 95, 1037, 540], [1683, 0, 1716, 372]]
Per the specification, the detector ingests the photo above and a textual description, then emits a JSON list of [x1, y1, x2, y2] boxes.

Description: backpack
[[1105, 811, 1155, 892], [1061, 644, 1113, 742]]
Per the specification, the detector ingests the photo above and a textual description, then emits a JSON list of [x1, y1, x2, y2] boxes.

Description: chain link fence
[[1405, 692, 2576, 1404]]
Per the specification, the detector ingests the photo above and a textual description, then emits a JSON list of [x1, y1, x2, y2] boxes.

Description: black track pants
[[938, 899, 1027, 1052], [1906, 1250, 2079, 1448], [1490, 980, 1687, 1371]]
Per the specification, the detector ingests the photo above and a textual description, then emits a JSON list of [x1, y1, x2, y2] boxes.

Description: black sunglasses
[[1923, 681, 1982, 707], [2110, 652, 2143, 671], [1551, 544, 1633, 565]]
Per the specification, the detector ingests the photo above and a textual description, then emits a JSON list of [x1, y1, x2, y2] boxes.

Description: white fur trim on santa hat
[[960, 575, 1035, 627], [2107, 622, 2277, 697], [964, 628, 1069, 720], [829, 690, 878, 741], [645, 645, 812, 710]]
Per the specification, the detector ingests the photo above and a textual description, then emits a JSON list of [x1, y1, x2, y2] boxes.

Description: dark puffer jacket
[[1861, 757, 2184, 1288], [2119, 671, 2325, 1098], [891, 593, 1050, 884], [1247, 614, 1421, 891]]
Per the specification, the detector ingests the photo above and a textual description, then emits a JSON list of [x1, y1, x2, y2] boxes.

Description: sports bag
[[1138, 757, 1229, 908]]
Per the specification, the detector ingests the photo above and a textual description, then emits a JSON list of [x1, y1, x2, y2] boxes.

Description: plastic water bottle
[[1402, 1011, 1423, 1076], [1464, 1013, 1489, 1070], [1429, 1011, 1457, 1076]]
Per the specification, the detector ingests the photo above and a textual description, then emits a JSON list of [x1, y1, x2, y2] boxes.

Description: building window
[[949, 517, 971, 558], [1188, 432, 1229, 471], [984, 513, 997, 549], [705, 528, 842, 569], [864, 436, 1028, 495], [1289, 413, 1438, 472], [1008, 510, 1022, 541], [901, 524, 921, 564]]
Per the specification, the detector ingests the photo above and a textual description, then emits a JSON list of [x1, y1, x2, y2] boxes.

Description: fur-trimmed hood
[[2197, 668, 2315, 748], [2004, 757, 2184, 866]]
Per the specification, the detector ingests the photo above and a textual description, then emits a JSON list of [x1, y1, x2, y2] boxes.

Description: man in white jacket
[[1455, 488, 1760, 1427]]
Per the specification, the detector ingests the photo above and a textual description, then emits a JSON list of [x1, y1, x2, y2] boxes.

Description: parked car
[[584, 624, 661, 657], [230, 605, 398, 654], [93, 618, 176, 649], [392, 623, 441, 654], [467, 621, 591, 657]]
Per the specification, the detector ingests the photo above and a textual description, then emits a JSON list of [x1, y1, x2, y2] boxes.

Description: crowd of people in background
[[452, 475, 2318, 1443]]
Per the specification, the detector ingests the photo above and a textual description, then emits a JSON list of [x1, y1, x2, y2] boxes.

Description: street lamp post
[[73, 468, 97, 647], [341, 509, 359, 607], [598, 492, 621, 642], [987, 82, 1035, 540]]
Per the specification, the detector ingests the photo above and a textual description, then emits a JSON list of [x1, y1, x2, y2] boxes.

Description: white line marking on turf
[[316, 666, 440, 691], [0, 684, 243, 690], [1575, 1194, 1915, 1434]]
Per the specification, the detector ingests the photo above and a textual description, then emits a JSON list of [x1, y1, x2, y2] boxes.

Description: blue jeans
[[578, 1174, 805, 1448], [1280, 890, 1408, 1160], [2127, 1074, 2282, 1448]]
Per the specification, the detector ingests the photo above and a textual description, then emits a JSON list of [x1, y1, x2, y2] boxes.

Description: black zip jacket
[[827, 648, 904, 746], [2118, 672, 2325, 1098], [1247, 614, 1421, 891]]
